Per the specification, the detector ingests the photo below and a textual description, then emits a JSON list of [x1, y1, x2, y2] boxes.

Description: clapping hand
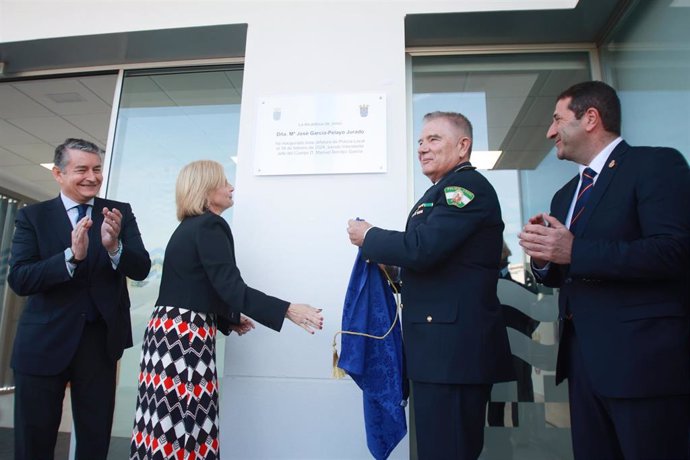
[[519, 213, 573, 265], [101, 207, 122, 253], [71, 216, 92, 261]]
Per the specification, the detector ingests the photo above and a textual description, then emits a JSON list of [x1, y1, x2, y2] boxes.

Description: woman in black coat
[[130, 160, 323, 460]]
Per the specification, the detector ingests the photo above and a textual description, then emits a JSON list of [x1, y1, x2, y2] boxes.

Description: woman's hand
[[286, 304, 324, 334], [230, 315, 256, 336]]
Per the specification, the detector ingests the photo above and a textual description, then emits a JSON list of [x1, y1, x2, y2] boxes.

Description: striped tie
[[569, 167, 597, 231]]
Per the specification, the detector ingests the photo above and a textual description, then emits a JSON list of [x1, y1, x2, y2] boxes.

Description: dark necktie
[[569, 167, 597, 231], [76, 204, 89, 223], [73, 203, 100, 321]]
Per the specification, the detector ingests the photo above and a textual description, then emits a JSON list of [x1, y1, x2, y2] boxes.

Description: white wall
[[224, 4, 411, 457], [0, 1, 576, 458]]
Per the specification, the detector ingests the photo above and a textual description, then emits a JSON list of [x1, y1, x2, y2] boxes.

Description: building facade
[[0, 0, 688, 458]]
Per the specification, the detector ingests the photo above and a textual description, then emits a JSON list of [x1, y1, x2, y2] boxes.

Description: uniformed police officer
[[348, 111, 514, 459]]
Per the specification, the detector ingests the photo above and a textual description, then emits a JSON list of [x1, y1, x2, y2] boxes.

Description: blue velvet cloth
[[338, 250, 407, 460]]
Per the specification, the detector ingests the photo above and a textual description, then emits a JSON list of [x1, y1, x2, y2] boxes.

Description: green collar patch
[[444, 186, 474, 208]]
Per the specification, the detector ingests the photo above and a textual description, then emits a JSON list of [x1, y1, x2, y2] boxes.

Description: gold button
[[400, 303, 404, 310], [426, 315, 432, 322]]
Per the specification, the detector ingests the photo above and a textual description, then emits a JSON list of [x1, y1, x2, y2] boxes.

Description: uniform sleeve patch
[[444, 186, 474, 208]]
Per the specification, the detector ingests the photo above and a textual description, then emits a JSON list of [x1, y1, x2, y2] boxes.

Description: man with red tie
[[519, 81, 690, 459], [8, 138, 150, 459]]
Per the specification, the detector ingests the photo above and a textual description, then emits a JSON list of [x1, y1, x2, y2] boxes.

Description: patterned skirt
[[130, 306, 220, 460]]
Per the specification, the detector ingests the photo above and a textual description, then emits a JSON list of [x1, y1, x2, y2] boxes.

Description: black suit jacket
[[155, 212, 289, 332], [8, 196, 151, 376], [362, 164, 514, 384], [540, 141, 690, 398]]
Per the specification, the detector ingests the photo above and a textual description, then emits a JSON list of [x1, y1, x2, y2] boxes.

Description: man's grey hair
[[423, 111, 474, 155], [54, 138, 104, 171]]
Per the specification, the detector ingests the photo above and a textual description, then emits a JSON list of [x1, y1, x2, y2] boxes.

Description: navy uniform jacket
[[362, 163, 514, 384], [8, 196, 151, 376], [540, 141, 690, 398]]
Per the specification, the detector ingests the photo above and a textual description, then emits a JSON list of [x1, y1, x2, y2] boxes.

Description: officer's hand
[[347, 219, 372, 247]]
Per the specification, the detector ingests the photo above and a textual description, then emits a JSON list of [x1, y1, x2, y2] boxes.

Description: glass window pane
[[105, 67, 243, 452], [0, 194, 25, 391], [412, 52, 591, 460], [601, 1, 690, 159]]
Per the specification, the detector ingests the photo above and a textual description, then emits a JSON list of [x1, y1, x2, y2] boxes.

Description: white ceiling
[[0, 75, 118, 201], [412, 55, 592, 169], [0, 70, 243, 202]]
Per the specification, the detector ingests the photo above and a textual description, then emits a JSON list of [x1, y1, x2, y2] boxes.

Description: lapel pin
[[608, 159, 616, 168]]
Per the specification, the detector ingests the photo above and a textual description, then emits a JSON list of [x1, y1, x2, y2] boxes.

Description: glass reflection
[[412, 52, 591, 460], [600, 0, 690, 161], [105, 67, 243, 454]]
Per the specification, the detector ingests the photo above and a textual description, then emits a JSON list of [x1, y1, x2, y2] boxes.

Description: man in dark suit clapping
[[8, 138, 151, 460], [519, 81, 690, 459]]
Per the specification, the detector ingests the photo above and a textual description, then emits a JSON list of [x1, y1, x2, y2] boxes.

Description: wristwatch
[[65, 248, 83, 265]]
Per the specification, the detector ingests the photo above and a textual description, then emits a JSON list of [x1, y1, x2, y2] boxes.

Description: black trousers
[[413, 381, 492, 460], [565, 321, 690, 460], [14, 320, 117, 460]]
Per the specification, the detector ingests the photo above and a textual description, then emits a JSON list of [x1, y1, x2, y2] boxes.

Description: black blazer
[[362, 164, 514, 384], [8, 196, 151, 376], [540, 141, 690, 398], [155, 212, 289, 333]]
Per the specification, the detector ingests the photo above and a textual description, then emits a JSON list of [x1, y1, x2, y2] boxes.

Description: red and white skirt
[[130, 306, 220, 460]]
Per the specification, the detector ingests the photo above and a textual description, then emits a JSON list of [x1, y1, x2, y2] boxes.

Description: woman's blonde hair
[[176, 160, 227, 221]]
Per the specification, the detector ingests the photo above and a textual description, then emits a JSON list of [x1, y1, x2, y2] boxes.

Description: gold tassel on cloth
[[332, 337, 347, 379], [331, 264, 401, 379]]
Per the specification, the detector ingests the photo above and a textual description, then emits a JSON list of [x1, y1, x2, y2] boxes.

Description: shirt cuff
[[363, 226, 375, 241], [531, 260, 550, 280], [64, 248, 76, 277], [108, 240, 122, 268]]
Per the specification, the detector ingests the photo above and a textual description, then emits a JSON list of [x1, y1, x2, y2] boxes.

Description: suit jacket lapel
[[50, 196, 74, 249], [573, 141, 629, 236], [553, 176, 579, 224]]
